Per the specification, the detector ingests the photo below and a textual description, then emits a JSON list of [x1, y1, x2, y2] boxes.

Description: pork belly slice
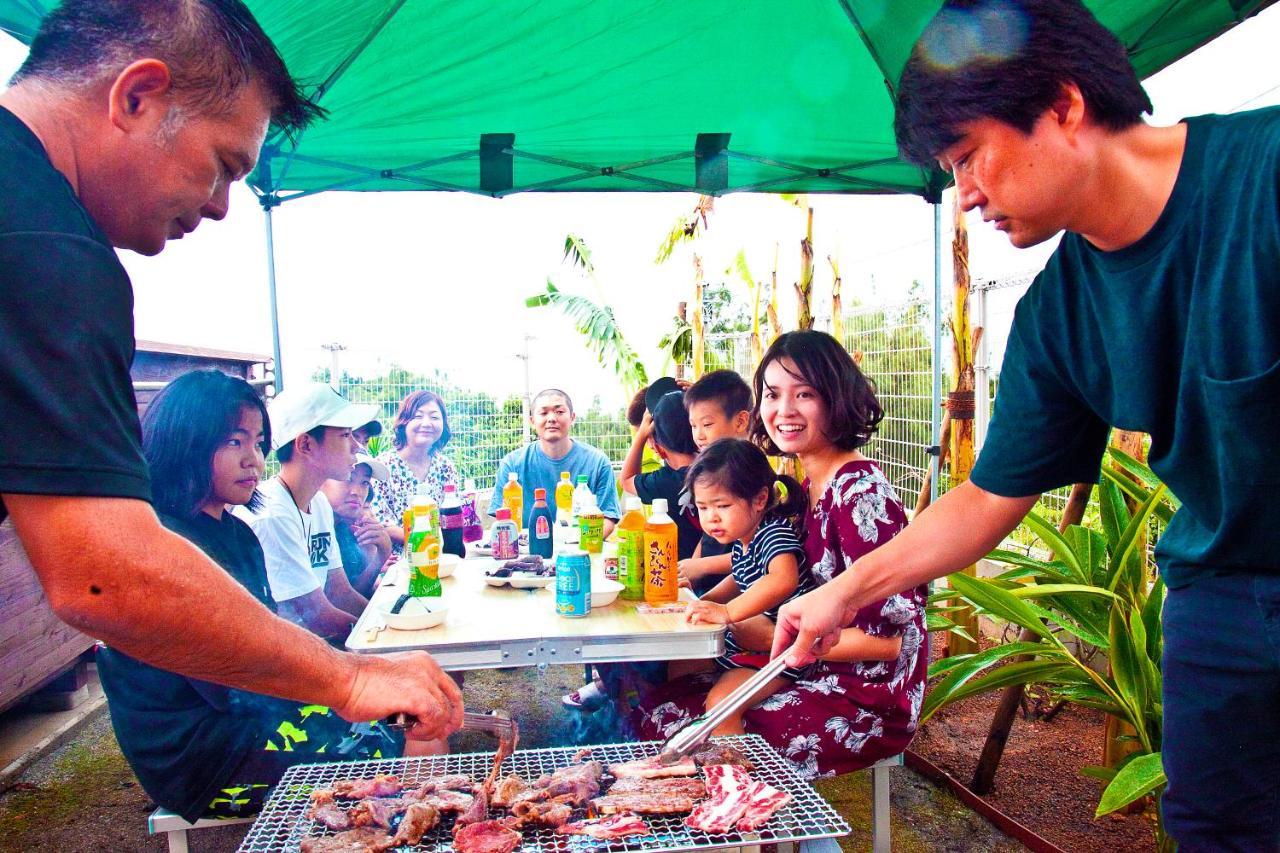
[[692, 743, 755, 771], [606, 776, 707, 798], [685, 764, 755, 834], [331, 774, 403, 799], [299, 827, 385, 853], [590, 792, 698, 814], [452, 818, 523, 853], [557, 813, 652, 839], [735, 780, 792, 832], [607, 755, 697, 779]]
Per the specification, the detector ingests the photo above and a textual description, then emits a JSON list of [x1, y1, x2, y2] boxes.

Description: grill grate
[[237, 734, 849, 852]]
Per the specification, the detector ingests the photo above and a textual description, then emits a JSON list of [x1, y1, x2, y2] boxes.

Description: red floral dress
[[632, 460, 928, 779]]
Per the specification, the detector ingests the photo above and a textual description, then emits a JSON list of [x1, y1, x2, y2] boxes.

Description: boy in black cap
[[620, 377, 702, 561]]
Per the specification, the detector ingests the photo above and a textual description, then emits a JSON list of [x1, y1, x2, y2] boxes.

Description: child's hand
[[686, 600, 730, 625], [678, 557, 705, 583]]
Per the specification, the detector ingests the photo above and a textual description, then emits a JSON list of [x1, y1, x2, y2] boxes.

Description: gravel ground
[[0, 666, 1026, 852]]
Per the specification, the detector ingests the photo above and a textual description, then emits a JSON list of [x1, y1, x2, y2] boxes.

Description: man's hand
[[686, 599, 731, 625], [337, 651, 464, 741], [770, 586, 854, 667]]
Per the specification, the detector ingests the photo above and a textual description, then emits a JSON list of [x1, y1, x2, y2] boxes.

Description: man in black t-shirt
[[620, 378, 701, 560], [0, 0, 461, 748], [772, 2, 1280, 849]]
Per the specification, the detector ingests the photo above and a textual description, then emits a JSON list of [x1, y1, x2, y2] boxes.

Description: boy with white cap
[[236, 383, 378, 639]]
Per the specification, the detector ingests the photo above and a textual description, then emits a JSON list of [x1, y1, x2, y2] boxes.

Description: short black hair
[[685, 369, 752, 419], [532, 388, 574, 415], [651, 392, 699, 457], [275, 425, 328, 464], [751, 331, 883, 455], [142, 369, 270, 518], [685, 438, 806, 529], [14, 0, 324, 136], [625, 388, 647, 429], [894, 0, 1151, 165]]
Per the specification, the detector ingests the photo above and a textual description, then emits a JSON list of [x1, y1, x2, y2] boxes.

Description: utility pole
[[516, 334, 535, 444], [321, 342, 345, 391]]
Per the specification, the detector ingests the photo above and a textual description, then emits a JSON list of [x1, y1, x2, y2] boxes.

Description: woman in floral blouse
[[635, 331, 928, 779], [371, 390, 460, 550]]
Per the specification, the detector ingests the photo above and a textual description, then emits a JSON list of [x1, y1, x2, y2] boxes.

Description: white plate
[[590, 578, 625, 608], [379, 598, 447, 630], [508, 574, 555, 589]]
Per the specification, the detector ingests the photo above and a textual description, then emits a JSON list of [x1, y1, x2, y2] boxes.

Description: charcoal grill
[[237, 734, 850, 853]]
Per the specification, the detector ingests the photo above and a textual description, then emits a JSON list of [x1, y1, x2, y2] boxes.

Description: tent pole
[[931, 201, 943, 505], [264, 200, 284, 392]]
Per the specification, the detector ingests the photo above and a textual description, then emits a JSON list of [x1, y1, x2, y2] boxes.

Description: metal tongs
[[657, 645, 812, 765], [385, 708, 516, 739]]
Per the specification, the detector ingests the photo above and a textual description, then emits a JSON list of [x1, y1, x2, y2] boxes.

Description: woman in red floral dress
[[634, 331, 928, 779]]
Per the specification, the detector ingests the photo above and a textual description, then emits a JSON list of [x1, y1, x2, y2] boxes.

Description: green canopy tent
[[1, 0, 1273, 497]]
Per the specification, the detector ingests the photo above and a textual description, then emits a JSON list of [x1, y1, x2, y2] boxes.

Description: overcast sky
[[3, 6, 1278, 406]]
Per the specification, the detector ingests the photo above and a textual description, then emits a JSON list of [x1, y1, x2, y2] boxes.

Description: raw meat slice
[[332, 774, 402, 799], [607, 776, 707, 798], [589, 792, 697, 814], [557, 813, 651, 839], [608, 755, 697, 779], [735, 780, 792, 832], [454, 782, 489, 831], [685, 764, 754, 834], [299, 827, 385, 853], [692, 743, 755, 770], [452, 818, 522, 853]]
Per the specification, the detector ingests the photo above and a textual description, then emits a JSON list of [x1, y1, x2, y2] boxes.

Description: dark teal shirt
[[970, 107, 1280, 588]]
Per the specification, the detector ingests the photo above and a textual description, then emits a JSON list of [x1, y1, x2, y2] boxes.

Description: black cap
[[651, 391, 699, 456], [644, 376, 681, 414]]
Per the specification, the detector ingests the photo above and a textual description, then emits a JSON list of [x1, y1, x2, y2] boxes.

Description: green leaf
[[1141, 575, 1165, 664], [563, 234, 596, 276], [925, 614, 975, 643], [1096, 752, 1165, 817], [1107, 607, 1146, 733], [946, 573, 1054, 640], [1080, 765, 1118, 783], [1022, 511, 1084, 581], [1107, 447, 1179, 510], [1109, 484, 1167, 596], [1101, 466, 1175, 526], [1008, 583, 1122, 602], [922, 661, 1083, 723], [1020, 598, 1110, 649]]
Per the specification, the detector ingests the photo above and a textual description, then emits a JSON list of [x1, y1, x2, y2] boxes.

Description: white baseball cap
[[267, 383, 380, 450], [354, 452, 390, 482]]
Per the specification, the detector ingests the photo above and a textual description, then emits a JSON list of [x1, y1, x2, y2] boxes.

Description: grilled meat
[[412, 789, 476, 812], [557, 813, 651, 839], [608, 755, 697, 779], [331, 774, 402, 799], [515, 759, 602, 807], [685, 764, 754, 834], [371, 802, 439, 850], [415, 774, 475, 793], [590, 792, 698, 814], [607, 776, 707, 798], [509, 799, 574, 828], [348, 797, 408, 830], [299, 827, 385, 853], [454, 782, 488, 831], [735, 780, 792, 832], [306, 800, 353, 832], [452, 818, 522, 853], [692, 743, 755, 771], [484, 721, 520, 792], [490, 773, 529, 808]]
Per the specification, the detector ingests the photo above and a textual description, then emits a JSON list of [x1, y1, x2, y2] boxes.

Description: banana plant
[[925, 447, 1176, 851]]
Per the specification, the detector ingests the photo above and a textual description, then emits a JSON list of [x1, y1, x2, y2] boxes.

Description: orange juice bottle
[[644, 498, 678, 605], [616, 497, 647, 601], [502, 472, 524, 530]]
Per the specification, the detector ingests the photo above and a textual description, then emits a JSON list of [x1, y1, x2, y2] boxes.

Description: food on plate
[[607, 776, 707, 798], [735, 780, 793, 832], [608, 754, 697, 779], [452, 818, 523, 853], [685, 763, 755, 834], [485, 555, 553, 578], [692, 743, 755, 770], [557, 813, 651, 839]]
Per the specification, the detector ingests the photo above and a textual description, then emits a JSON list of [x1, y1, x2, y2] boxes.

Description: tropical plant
[[925, 446, 1177, 851], [526, 234, 649, 393]]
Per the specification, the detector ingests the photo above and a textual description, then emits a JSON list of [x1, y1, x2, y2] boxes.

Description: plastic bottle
[[644, 498, 679, 605], [407, 495, 442, 598], [502, 472, 524, 530], [491, 507, 520, 560], [616, 496, 647, 600], [578, 494, 605, 553], [461, 478, 484, 543], [555, 472, 574, 521], [439, 483, 466, 558], [528, 487, 555, 559], [571, 475, 592, 520]]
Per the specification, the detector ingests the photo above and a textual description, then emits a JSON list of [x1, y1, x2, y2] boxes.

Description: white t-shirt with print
[[235, 477, 343, 603]]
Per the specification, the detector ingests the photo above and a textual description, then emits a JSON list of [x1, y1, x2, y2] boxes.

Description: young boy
[[620, 377, 701, 560], [679, 370, 753, 590]]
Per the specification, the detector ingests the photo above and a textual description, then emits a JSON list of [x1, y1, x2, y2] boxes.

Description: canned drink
[[555, 549, 592, 618]]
